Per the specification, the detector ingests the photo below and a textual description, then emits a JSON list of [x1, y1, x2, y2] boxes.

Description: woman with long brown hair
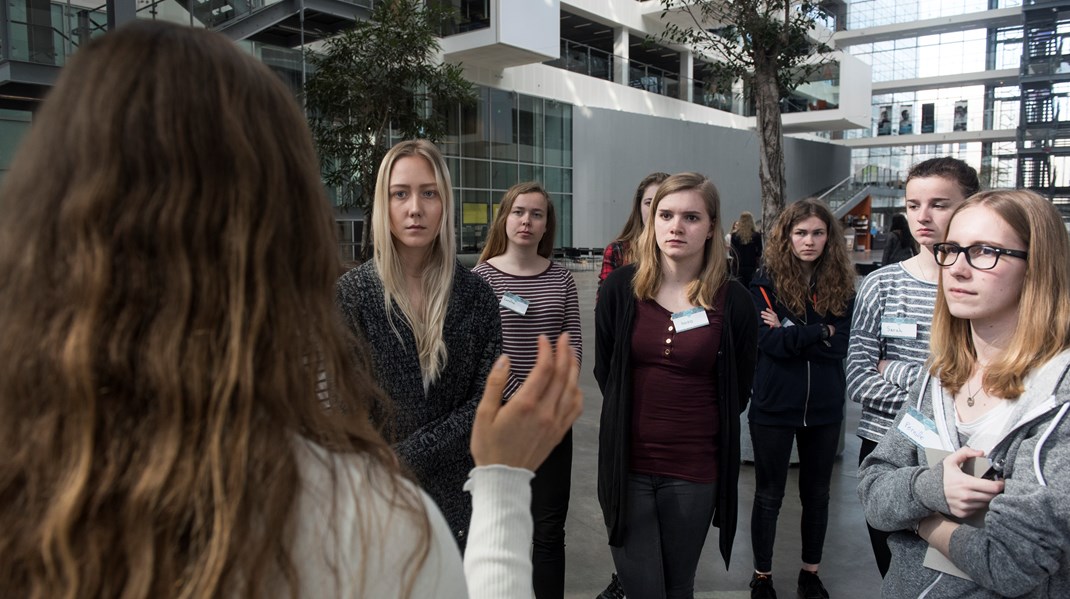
[[595, 172, 757, 598], [746, 198, 855, 599], [474, 181, 582, 599], [0, 21, 580, 599], [598, 171, 670, 290]]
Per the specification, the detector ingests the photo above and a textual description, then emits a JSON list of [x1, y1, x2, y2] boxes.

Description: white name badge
[[500, 292, 529, 316], [897, 406, 942, 449], [881, 317, 918, 340], [782, 317, 795, 328], [671, 307, 710, 333]]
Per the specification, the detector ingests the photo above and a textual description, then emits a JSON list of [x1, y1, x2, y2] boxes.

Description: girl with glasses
[[473, 182, 582, 599], [595, 173, 758, 599], [746, 199, 856, 599], [860, 189, 1070, 598], [846, 157, 980, 576]]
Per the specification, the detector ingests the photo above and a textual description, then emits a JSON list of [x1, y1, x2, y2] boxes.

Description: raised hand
[[471, 334, 583, 471]]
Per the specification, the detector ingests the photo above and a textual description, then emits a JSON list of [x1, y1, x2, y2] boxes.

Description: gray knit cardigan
[[336, 260, 502, 545]]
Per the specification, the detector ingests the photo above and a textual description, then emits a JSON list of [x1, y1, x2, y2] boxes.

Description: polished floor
[[560, 268, 884, 599]]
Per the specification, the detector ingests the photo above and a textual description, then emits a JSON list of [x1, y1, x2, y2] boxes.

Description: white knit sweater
[[290, 438, 534, 598]]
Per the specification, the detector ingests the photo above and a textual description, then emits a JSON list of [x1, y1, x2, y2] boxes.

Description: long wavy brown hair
[[931, 190, 1070, 398], [632, 172, 729, 308], [763, 198, 855, 317], [479, 181, 557, 261], [614, 171, 670, 264], [0, 21, 427, 599]]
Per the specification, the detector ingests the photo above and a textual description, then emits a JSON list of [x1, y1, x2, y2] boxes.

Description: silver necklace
[[965, 376, 983, 408]]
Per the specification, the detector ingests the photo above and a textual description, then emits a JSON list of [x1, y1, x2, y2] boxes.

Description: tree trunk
[[752, 56, 787, 236]]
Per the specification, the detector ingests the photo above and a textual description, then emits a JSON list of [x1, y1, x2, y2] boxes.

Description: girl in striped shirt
[[474, 181, 582, 599]]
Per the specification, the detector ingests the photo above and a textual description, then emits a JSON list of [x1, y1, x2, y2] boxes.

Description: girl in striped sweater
[[474, 181, 582, 599]]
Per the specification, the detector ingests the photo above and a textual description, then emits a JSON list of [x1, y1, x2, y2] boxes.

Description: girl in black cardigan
[[747, 198, 856, 599], [595, 173, 757, 598]]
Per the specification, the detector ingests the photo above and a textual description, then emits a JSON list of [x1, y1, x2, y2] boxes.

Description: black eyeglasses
[[932, 243, 1028, 270]]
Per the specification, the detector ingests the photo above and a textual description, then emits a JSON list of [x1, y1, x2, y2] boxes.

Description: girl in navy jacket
[[747, 198, 856, 599]]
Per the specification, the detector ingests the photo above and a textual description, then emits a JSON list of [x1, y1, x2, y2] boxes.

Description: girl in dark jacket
[[595, 173, 758, 599], [747, 198, 856, 599]]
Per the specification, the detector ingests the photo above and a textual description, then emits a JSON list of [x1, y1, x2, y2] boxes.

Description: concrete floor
[[560, 268, 884, 599]]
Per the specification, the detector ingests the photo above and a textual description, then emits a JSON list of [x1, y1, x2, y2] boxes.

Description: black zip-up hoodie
[[748, 268, 854, 427]]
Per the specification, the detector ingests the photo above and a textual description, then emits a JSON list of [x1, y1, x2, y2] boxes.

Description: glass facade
[[845, 0, 1025, 186], [447, 86, 573, 253]]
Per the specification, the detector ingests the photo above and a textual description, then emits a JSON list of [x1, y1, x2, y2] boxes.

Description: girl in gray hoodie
[[859, 189, 1070, 598]]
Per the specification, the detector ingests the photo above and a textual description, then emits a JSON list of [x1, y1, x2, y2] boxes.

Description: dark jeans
[[610, 473, 717, 599], [749, 421, 841, 573], [859, 438, 892, 578], [532, 429, 573, 599]]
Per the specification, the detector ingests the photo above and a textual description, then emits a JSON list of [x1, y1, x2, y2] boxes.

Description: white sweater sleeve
[[462, 465, 535, 599]]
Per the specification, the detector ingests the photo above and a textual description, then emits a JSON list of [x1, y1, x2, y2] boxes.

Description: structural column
[[613, 26, 628, 86]]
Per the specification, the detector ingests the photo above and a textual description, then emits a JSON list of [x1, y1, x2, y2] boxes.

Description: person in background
[[880, 213, 917, 266], [0, 20, 581, 599], [859, 189, 1070, 598], [596, 173, 758, 599], [598, 172, 671, 291], [336, 139, 502, 548], [747, 199, 856, 599], [594, 171, 668, 599], [474, 181, 582, 599], [731, 211, 763, 288], [846, 157, 980, 577]]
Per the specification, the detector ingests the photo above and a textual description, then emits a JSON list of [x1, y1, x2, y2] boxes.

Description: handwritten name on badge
[[500, 292, 530, 316], [897, 406, 942, 449], [881, 317, 918, 340], [671, 307, 709, 333]]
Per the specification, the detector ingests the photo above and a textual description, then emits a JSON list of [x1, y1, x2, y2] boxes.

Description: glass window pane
[[459, 189, 492, 253], [491, 161, 519, 191], [489, 88, 517, 161], [461, 88, 488, 158], [519, 95, 543, 164], [461, 159, 490, 189]]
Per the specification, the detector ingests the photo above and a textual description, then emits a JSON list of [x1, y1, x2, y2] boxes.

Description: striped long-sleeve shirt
[[846, 262, 936, 443], [473, 260, 583, 399]]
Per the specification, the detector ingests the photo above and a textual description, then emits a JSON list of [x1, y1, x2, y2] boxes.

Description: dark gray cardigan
[[336, 260, 502, 545], [594, 264, 758, 567]]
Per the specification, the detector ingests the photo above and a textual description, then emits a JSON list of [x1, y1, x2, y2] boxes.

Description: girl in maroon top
[[595, 173, 758, 599]]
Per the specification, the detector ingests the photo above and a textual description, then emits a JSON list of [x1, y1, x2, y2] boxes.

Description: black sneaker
[[750, 572, 777, 599], [797, 569, 829, 599], [596, 573, 626, 599]]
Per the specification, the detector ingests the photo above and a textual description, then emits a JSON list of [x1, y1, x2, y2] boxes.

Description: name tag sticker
[[500, 292, 530, 316], [897, 406, 942, 449], [881, 317, 918, 340], [782, 317, 795, 328], [671, 307, 710, 333]]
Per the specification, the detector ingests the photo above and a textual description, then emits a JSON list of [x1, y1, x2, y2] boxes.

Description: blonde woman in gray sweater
[[859, 190, 1070, 598]]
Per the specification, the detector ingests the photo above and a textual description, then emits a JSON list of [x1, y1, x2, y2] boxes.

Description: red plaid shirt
[[598, 241, 629, 291]]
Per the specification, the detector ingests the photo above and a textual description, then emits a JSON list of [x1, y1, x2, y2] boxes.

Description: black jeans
[[859, 438, 892, 577], [532, 428, 572, 599], [610, 473, 717, 599], [749, 421, 841, 573]]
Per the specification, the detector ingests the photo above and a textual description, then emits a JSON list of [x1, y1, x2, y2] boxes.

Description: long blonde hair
[[478, 181, 556, 261], [0, 21, 429, 599], [371, 139, 457, 386], [735, 211, 758, 244], [931, 189, 1070, 398], [762, 198, 855, 317], [632, 172, 729, 308]]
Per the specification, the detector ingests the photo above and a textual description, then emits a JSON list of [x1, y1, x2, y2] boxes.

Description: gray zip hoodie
[[858, 350, 1070, 599]]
